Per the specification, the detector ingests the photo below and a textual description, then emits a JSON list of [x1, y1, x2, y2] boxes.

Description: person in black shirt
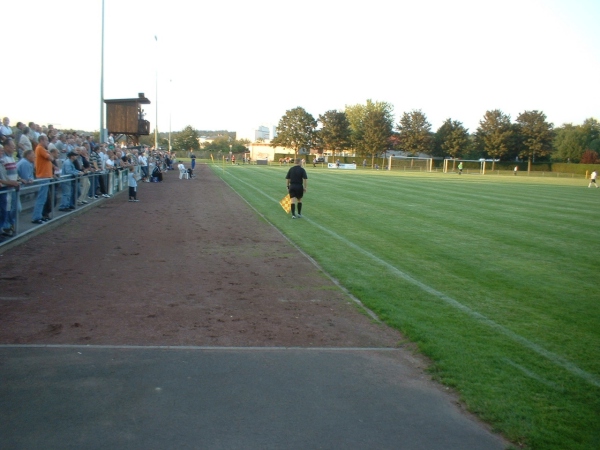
[[285, 158, 308, 219]]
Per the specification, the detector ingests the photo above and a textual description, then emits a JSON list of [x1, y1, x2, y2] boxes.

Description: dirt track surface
[[0, 165, 401, 348]]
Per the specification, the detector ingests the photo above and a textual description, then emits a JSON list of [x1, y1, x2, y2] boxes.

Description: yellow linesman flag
[[279, 194, 291, 214]]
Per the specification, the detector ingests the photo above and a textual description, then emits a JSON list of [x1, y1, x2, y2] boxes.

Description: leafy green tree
[[345, 100, 394, 165], [271, 107, 317, 159], [361, 108, 393, 167], [553, 124, 587, 162], [318, 110, 351, 158], [476, 110, 513, 170], [581, 118, 600, 152], [516, 110, 554, 172], [553, 118, 600, 162], [435, 119, 470, 160], [203, 136, 248, 154], [396, 110, 433, 156], [172, 125, 200, 153]]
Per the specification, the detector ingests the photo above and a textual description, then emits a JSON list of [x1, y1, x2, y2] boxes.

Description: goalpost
[[443, 159, 487, 175], [387, 156, 433, 172]]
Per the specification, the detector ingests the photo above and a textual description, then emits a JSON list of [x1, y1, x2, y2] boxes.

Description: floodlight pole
[[99, 0, 105, 143], [168, 79, 172, 153], [154, 35, 158, 150]]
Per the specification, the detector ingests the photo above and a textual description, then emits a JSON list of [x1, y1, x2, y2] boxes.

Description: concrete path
[[0, 345, 507, 450]]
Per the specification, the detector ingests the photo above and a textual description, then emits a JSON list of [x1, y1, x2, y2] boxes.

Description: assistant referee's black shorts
[[288, 184, 304, 199]]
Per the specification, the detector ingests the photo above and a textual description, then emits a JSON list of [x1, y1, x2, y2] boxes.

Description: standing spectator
[[56, 134, 68, 161], [514, 166, 518, 176], [87, 135, 98, 153], [18, 127, 33, 160], [139, 150, 149, 182], [190, 150, 196, 171], [285, 158, 308, 219], [77, 147, 92, 205], [88, 143, 109, 197], [31, 135, 53, 224], [0, 143, 20, 239], [458, 162, 463, 175], [13, 122, 26, 155], [0, 117, 13, 140], [59, 152, 82, 211], [589, 170, 598, 188], [48, 134, 59, 155], [28, 122, 39, 146], [35, 124, 43, 142], [0, 139, 19, 236], [128, 169, 139, 202], [17, 149, 35, 185]]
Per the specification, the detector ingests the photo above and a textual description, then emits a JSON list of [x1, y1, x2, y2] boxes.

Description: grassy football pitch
[[211, 163, 600, 450]]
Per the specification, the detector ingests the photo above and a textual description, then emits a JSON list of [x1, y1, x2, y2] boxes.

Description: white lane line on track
[[222, 170, 600, 388]]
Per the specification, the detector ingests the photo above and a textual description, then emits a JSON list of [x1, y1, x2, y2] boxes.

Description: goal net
[[443, 159, 487, 174], [387, 156, 433, 172]]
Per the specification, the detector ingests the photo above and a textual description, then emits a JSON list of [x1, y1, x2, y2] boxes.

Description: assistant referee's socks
[[291, 204, 296, 216], [297, 203, 302, 215]]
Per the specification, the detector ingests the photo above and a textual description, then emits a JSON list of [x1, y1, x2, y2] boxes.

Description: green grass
[[209, 163, 600, 450]]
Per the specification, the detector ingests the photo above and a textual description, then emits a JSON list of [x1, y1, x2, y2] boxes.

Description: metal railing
[[0, 168, 133, 246]]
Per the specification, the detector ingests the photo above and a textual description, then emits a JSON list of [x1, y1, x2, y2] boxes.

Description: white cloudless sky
[[2, 0, 599, 138]]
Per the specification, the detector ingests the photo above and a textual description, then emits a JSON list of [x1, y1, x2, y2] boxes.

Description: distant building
[[247, 143, 293, 162], [237, 124, 277, 143], [255, 126, 269, 141]]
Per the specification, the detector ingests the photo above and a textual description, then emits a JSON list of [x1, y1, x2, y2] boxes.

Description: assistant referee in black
[[285, 158, 308, 219]]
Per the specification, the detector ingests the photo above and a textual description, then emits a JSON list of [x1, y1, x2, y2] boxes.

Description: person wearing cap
[[58, 151, 82, 211]]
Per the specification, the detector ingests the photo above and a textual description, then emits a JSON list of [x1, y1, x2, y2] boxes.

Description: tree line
[[270, 101, 600, 169], [139, 128, 249, 156]]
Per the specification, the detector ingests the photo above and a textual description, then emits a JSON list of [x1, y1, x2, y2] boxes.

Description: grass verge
[[210, 163, 600, 450]]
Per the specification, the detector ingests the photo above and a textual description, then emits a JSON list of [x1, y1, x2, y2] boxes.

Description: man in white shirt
[[138, 150, 149, 182], [589, 170, 598, 188]]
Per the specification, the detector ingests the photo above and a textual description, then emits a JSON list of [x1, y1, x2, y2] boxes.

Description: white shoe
[[296, 214, 302, 218], [291, 215, 296, 219]]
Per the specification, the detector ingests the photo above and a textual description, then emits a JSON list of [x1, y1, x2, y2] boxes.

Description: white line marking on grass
[[221, 170, 600, 388], [502, 358, 562, 391], [220, 171, 383, 324]]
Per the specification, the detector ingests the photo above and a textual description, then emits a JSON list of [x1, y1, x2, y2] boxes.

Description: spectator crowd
[[0, 116, 176, 243]]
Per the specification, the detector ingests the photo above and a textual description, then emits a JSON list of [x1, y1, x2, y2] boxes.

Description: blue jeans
[[32, 179, 50, 221], [60, 179, 75, 209], [0, 191, 6, 228], [2, 189, 18, 229]]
